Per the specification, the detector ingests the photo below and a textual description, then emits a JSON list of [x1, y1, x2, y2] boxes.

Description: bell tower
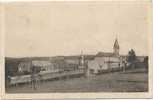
[[113, 38, 119, 56]]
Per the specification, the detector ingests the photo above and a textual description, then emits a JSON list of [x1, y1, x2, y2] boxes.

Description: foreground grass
[[6, 67, 148, 93]]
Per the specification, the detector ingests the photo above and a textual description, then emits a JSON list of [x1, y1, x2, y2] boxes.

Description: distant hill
[[5, 54, 96, 62]]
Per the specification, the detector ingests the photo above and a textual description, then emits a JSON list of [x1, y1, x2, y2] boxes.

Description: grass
[[6, 67, 148, 93]]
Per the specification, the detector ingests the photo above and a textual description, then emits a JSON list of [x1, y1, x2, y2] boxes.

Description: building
[[88, 38, 121, 74], [18, 61, 31, 73], [32, 60, 55, 72], [18, 60, 59, 74], [64, 56, 80, 65]]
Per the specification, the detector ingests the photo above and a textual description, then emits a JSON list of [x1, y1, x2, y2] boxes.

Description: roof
[[64, 55, 95, 60], [96, 52, 116, 57], [64, 56, 80, 60], [18, 61, 31, 68], [32, 61, 52, 66]]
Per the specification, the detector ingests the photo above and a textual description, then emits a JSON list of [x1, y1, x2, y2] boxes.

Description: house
[[18, 61, 31, 73], [32, 60, 55, 72], [87, 38, 122, 74], [18, 60, 58, 73], [64, 56, 80, 65]]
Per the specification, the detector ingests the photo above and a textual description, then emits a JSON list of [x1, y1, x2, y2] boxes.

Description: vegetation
[[143, 56, 148, 71], [127, 49, 137, 68]]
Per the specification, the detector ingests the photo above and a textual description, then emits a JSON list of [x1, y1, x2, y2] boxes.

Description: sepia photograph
[[2, 0, 151, 98]]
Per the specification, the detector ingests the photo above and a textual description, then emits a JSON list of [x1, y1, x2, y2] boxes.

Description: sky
[[4, 1, 149, 57]]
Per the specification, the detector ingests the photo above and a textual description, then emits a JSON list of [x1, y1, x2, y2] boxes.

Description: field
[[6, 67, 148, 93]]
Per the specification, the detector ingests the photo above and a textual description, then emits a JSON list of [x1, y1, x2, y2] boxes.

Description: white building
[[88, 38, 121, 74]]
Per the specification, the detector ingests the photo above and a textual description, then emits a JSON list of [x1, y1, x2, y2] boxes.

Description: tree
[[127, 49, 136, 68], [143, 56, 148, 71]]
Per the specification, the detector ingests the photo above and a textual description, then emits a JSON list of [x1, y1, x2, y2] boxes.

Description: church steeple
[[113, 37, 119, 56]]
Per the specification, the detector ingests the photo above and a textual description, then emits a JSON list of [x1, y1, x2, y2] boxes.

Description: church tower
[[113, 38, 120, 56]]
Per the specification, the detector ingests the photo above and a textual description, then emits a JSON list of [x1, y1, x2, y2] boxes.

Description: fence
[[9, 69, 84, 86]]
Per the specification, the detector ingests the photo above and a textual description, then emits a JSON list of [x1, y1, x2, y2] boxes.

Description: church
[[87, 38, 122, 74]]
